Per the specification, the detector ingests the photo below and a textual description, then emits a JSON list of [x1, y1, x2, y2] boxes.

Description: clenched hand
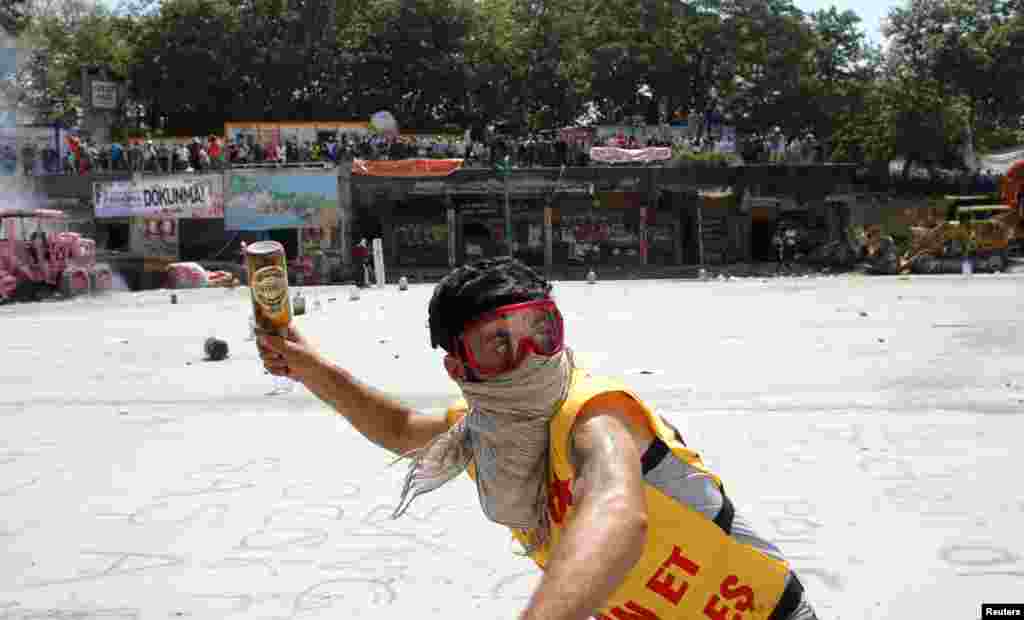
[[257, 325, 322, 382]]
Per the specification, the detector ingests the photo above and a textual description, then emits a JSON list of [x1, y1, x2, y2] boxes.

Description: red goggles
[[455, 299, 565, 377]]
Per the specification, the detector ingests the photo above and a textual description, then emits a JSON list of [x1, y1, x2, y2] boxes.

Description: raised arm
[[259, 326, 450, 455], [520, 399, 651, 620]]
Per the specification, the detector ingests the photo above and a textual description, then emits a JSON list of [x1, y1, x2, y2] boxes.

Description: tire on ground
[[61, 268, 91, 298], [90, 264, 114, 292]]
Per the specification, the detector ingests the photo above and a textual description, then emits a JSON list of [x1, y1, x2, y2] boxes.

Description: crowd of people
[[10, 129, 699, 177], [9, 130, 1015, 194], [16, 135, 232, 176]]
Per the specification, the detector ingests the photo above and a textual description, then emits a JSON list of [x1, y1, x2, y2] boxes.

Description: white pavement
[[1, 274, 1023, 619]]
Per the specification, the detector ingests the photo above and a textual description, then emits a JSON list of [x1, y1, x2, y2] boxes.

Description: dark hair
[[428, 257, 552, 352]]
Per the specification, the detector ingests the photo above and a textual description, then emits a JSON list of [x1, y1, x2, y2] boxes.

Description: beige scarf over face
[[392, 349, 573, 551]]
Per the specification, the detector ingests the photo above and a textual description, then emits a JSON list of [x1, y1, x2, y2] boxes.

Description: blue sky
[[793, 0, 896, 45]]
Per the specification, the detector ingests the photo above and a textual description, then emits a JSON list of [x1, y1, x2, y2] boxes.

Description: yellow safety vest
[[447, 368, 804, 620]]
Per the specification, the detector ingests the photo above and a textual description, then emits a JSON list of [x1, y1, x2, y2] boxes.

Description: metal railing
[[17, 143, 603, 178]]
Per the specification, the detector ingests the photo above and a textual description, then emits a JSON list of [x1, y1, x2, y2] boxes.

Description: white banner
[[979, 147, 1024, 175], [94, 175, 225, 219], [372, 237, 386, 287], [589, 147, 673, 164]]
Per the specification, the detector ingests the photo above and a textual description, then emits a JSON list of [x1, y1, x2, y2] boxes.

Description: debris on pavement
[[203, 337, 230, 361]]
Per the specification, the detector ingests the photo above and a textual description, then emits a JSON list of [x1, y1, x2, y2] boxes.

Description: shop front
[[453, 195, 545, 268], [454, 197, 502, 262], [553, 192, 645, 267], [510, 200, 546, 268], [346, 164, 865, 274], [391, 197, 451, 267], [92, 174, 227, 288], [225, 169, 340, 282], [645, 200, 678, 266]]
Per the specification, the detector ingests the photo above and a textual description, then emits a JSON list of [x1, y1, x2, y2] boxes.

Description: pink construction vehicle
[[0, 208, 114, 303]]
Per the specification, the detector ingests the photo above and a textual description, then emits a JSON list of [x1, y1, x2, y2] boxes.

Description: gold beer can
[[245, 241, 291, 335]]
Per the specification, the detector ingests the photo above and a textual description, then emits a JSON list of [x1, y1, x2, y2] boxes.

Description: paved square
[[2, 273, 1022, 619]]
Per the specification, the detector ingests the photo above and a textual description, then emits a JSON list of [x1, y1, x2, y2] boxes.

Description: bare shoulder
[[570, 392, 654, 469]]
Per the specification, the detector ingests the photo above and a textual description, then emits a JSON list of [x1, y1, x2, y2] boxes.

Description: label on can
[[252, 265, 288, 316]]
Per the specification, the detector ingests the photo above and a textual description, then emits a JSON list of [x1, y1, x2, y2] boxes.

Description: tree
[[127, 0, 389, 130], [128, 0, 244, 132], [831, 65, 968, 179], [722, 0, 818, 146], [796, 7, 879, 159], [363, 0, 475, 128], [1, 0, 31, 37], [503, 0, 589, 129], [665, 0, 739, 137], [16, 0, 133, 125], [884, 0, 1023, 158], [462, 0, 518, 126]]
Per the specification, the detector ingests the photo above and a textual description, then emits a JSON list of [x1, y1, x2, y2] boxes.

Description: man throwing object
[[258, 257, 818, 620]]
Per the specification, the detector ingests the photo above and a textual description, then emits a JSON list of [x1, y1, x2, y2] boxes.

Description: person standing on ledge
[[352, 238, 371, 287], [258, 257, 818, 620]]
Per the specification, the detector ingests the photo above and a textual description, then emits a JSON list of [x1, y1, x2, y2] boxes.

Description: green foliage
[[671, 150, 739, 166], [882, 0, 1024, 163], [976, 125, 1024, 152], [16, 0, 135, 124], [9, 0, 1023, 171], [723, 0, 818, 142]]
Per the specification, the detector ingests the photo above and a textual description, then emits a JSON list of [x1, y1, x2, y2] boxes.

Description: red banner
[[352, 159, 464, 177], [1005, 160, 1024, 211], [589, 147, 673, 164], [560, 127, 595, 145]]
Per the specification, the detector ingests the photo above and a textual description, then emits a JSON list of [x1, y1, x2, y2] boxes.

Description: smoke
[[2, 18, 41, 197]]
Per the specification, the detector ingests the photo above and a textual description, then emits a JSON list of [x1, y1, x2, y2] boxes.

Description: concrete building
[[25, 163, 857, 286]]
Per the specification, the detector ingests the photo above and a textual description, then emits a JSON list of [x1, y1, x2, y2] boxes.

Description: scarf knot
[[392, 350, 573, 553]]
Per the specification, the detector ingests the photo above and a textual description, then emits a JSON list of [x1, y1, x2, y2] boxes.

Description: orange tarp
[[352, 159, 464, 177]]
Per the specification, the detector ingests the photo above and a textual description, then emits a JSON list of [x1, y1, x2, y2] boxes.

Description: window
[[68, 220, 93, 236], [38, 218, 65, 236], [17, 217, 37, 242], [101, 222, 131, 251]]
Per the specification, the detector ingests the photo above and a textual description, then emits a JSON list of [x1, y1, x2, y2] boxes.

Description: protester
[[352, 238, 371, 287], [20, 141, 36, 176], [256, 256, 818, 620], [110, 141, 123, 171], [0, 144, 16, 175], [28, 130, 592, 174], [208, 136, 222, 170]]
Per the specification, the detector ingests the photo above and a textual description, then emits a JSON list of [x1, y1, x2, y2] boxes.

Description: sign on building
[[93, 175, 225, 218], [91, 81, 118, 110], [225, 171, 337, 231]]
